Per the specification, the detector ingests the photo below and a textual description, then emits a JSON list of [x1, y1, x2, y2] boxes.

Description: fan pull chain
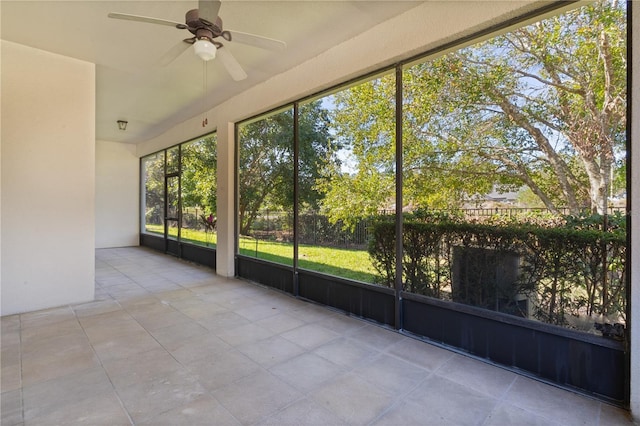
[[202, 61, 208, 127]]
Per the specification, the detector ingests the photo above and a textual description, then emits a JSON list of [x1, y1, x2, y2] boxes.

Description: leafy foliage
[[142, 134, 218, 234], [368, 213, 627, 334], [142, 152, 165, 226], [323, 1, 626, 223], [238, 102, 336, 235], [314, 74, 396, 230], [238, 108, 294, 235], [181, 135, 217, 215]]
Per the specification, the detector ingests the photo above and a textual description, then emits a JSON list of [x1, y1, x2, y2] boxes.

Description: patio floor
[[1, 246, 634, 425]]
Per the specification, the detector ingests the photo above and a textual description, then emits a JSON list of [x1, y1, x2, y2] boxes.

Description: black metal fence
[[298, 213, 371, 248], [247, 207, 627, 249], [248, 210, 374, 248], [437, 206, 626, 218]]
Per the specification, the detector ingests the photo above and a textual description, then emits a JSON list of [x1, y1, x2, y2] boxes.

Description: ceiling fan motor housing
[[186, 9, 223, 37]]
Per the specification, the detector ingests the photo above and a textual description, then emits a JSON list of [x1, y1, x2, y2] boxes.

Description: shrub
[[368, 214, 627, 333]]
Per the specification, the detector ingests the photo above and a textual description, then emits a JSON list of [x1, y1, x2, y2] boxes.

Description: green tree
[[142, 152, 165, 226], [181, 135, 217, 215], [323, 1, 626, 218], [238, 101, 334, 234], [299, 101, 338, 210], [314, 75, 396, 229]]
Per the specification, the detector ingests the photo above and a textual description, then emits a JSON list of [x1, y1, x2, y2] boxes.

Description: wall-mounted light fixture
[[117, 120, 128, 131]]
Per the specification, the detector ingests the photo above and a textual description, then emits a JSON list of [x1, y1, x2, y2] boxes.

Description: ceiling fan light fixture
[[193, 38, 216, 61]]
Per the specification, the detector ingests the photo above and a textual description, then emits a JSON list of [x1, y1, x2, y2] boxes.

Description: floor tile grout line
[[100, 254, 209, 424], [364, 367, 440, 426], [257, 322, 424, 425], [378, 335, 455, 372], [135, 263, 448, 425], [124, 248, 633, 424], [478, 373, 519, 426], [368, 346, 505, 425], [9, 247, 629, 425], [135, 272, 366, 424], [487, 374, 607, 426], [94, 260, 168, 425], [74, 277, 136, 426], [250, 394, 313, 426], [105, 259, 250, 425]]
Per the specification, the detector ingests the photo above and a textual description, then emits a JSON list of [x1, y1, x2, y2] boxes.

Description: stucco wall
[[0, 41, 95, 315], [95, 140, 139, 248]]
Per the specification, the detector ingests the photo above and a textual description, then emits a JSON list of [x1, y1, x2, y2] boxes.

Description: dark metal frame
[[624, 0, 633, 405], [140, 132, 218, 269], [402, 292, 625, 403], [232, 0, 631, 405], [164, 145, 181, 256], [141, 233, 216, 269], [137, 0, 632, 406]]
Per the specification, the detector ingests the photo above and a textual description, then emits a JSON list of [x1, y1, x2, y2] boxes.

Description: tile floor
[[1, 246, 635, 425]]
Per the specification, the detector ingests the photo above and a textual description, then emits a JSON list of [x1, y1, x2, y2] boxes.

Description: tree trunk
[[581, 155, 611, 214], [493, 93, 582, 213]]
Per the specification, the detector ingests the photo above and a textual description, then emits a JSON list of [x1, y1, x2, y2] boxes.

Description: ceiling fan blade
[[227, 30, 286, 51], [108, 13, 186, 29], [199, 0, 222, 23], [156, 40, 192, 67], [217, 47, 248, 81]]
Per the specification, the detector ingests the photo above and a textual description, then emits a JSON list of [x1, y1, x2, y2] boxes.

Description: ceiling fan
[[108, 0, 286, 81]]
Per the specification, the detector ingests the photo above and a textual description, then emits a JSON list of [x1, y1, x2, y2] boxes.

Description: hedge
[[368, 213, 626, 334]]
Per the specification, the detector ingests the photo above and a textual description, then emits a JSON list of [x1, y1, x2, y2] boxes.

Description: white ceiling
[[1, 1, 423, 143]]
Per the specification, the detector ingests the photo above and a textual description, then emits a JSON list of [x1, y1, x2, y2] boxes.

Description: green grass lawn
[[238, 237, 376, 283], [146, 224, 217, 247], [144, 224, 377, 283]]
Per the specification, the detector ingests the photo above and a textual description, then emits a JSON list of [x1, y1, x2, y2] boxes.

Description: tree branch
[[490, 90, 581, 212]]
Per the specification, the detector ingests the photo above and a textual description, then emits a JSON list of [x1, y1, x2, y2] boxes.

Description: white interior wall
[[95, 140, 139, 248], [0, 41, 95, 316]]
